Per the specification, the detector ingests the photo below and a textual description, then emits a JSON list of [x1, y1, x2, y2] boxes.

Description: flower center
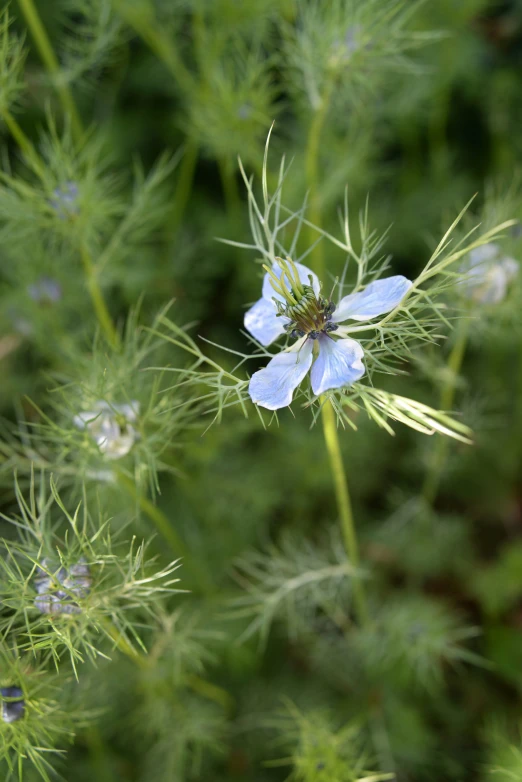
[[264, 257, 339, 340]]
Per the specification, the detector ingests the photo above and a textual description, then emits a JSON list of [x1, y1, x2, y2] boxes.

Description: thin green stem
[[320, 398, 394, 773], [112, 0, 194, 91], [116, 472, 213, 592], [17, 0, 83, 141], [80, 246, 120, 348], [85, 726, 114, 782], [320, 398, 368, 625], [168, 139, 199, 238], [305, 77, 335, 279], [2, 108, 33, 156], [186, 673, 235, 715], [2, 110, 118, 351], [116, 472, 189, 560], [218, 156, 240, 219], [101, 616, 234, 713], [100, 615, 148, 668], [422, 318, 470, 505], [1, 108, 45, 177]]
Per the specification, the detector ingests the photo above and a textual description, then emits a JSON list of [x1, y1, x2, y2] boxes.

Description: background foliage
[[1, 1, 522, 780]]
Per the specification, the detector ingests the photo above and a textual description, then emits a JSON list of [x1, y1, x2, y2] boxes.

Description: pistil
[[263, 257, 339, 340]]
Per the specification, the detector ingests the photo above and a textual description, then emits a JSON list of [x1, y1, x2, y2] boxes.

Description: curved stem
[[218, 156, 240, 219], [80, 246, 120, 348], [168, 139, 199, 238], [186, 673, 235, 715], [17, 0, 83, 141], [2, 108, 33, 156], [112, 0, 194, 91], [320, 398, 368, 624], [1, 108, 45, 177], [116, 472, 213, 593], [305, 78, 335, 279], [422, 319, 470, 505], [104, 617, 234, 712]]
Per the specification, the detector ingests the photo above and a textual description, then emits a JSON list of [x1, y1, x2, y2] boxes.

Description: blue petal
[[460, 249, 518, 304], [467, 243, 499, 267], [262, 261, 320, 303], [244, 298, 288, 346], [501, 257, 519, 282], [333, 276, 412, 323], [249, 340, 314, 410], [310, 336, 365, 395]]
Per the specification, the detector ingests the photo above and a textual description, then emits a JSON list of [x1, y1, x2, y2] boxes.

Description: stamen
[[265, 258, 339, 341], [284, 256, 304, 296], [263, 262, 297, 305]]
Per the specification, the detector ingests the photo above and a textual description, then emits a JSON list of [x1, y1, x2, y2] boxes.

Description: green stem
[[168, 139, 199, 238], [2, 108, 33, 157], [102, 617, 234, 713], [321, 399, 394, 773], [116, 472, 212, 592], [320, 398, 368, 625], [17, 0, 83, 141], [1, 108, 45, 176], [305, 78, 335, 279], [2, 112, 118, 350], [80, 245, 120, 348], [186, 673, 235, 715], [422, 319, 470, 505], [218, 156, 240, 219], [112, 0, 193, 91], [428, 87, 450, 182], [85, 726, 114, 782], [117, 472, 190, 560]]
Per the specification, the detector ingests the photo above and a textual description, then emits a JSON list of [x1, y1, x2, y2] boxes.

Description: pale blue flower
[[460, 243, 518, 304], [50, 181, 79, 219], [245, 260, 412, 410], [74, 401, 140, 459], [27, 276, 62, 304]]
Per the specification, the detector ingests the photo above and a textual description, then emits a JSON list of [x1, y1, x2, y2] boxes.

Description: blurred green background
[[2, 1, 522, 780]]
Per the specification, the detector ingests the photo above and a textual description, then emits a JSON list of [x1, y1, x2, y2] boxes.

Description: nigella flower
[[27, 276, 62, 305], [459, 243, 519, 304], [73, 401, 140, 459], [244, 258, 412, 410], [50, 181, 79, 219], [34, 558, 91, 616], [0, 687, 25, 723]]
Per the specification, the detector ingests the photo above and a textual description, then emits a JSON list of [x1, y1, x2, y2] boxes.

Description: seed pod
[[34, 558, 92, 616], [0, 687, 25, 723]]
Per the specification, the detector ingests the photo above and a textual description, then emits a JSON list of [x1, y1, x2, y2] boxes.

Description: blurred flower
[[27, 276, 62, 304], [0, 687, 25, 723], [459, 243, 518, 304], [244, 258, 411, 409], [329, 25, 366, 68], [8, 309, 32, 337], [73, 401, 140, 459], [49, 181, 79, 219], [34, 558, 92, 616]]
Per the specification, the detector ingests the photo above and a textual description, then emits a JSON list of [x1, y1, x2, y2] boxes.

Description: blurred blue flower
[[459, 243, 518, 304], [74, 401, 140, 459], [27, 276, 62, 304], [50, 181, 79, 219], [244, 260, 412, 410]]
